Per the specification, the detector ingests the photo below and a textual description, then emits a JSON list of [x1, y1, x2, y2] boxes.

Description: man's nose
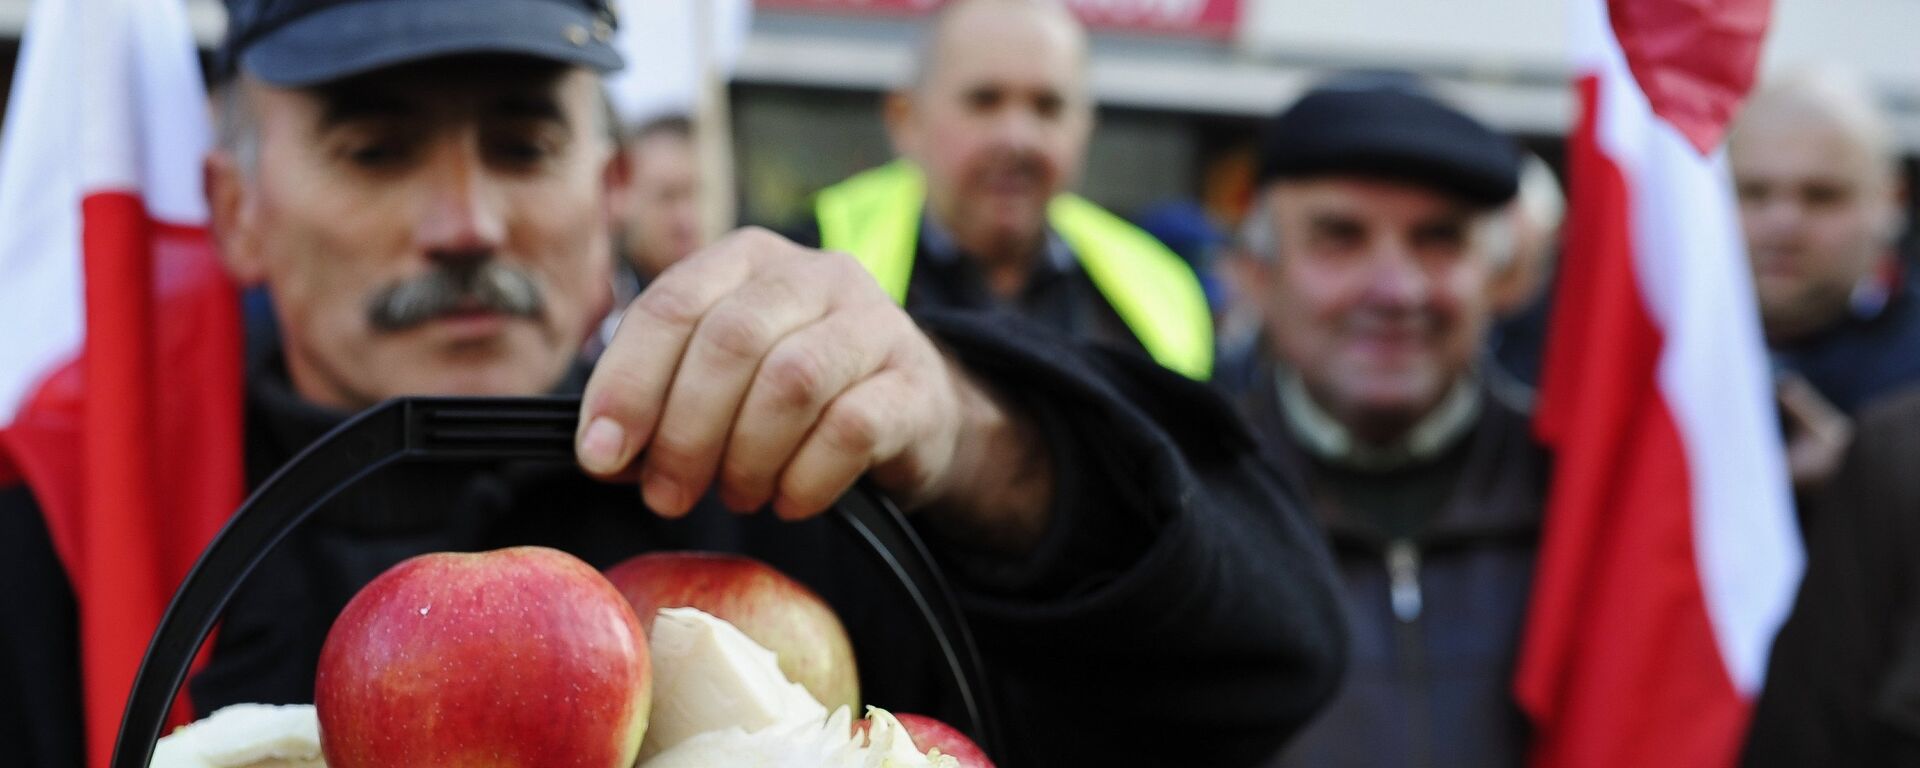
[[989, 105, 1045, 150], [1749, 196, 1804, 243], [415, 141, 506, 262], [1362, 241, 1429, 307]]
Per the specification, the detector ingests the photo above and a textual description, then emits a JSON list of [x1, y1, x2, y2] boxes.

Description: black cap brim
[[1258, 87, 1520, 207], [239, 0, 623, 87]]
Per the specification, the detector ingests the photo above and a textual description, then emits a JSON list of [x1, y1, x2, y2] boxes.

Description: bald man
[[801, 0, 1215, 381], [1732, 67, 1913, 413], [1737, 69, 1920, 766]]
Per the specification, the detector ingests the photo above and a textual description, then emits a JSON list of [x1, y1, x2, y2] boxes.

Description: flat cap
[[218, 0, 624, 86], [1258, 82, 1520, 206]]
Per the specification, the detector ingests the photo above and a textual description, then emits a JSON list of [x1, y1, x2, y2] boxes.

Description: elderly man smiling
[[1225, 81, 1543, 768]]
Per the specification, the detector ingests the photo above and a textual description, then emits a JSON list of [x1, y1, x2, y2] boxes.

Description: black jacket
[[1743, 386, 1920, 766], [1772, 269, 1920, 414], [786, 218, 1149, 362], [1227, 358, 1545, 768], [0, 309, 1344, 768]]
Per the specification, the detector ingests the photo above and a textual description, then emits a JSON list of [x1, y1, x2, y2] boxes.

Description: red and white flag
[[1516, 0, 1803, 765], [0, 0, 244, 764]]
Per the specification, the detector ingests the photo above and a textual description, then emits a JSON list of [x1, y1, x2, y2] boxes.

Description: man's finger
[[576, 235, 759, 477], [1778, 373, 1851, 446], [772, 370, 925, 521], [714, 303, 897, 512], [639, 266, 832, 516]]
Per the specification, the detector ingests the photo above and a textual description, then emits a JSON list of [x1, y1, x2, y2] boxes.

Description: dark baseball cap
[[218, 0, 624, 86], [1257, 77, 1520, 206]]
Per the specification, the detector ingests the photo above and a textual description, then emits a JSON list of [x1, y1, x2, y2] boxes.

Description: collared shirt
[[1277, 370, 1484, 473]]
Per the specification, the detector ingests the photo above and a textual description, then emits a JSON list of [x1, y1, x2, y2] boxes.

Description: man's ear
[[882, 90, 918, 160], [1232, 250, 1274, 310], [1880, 173, 1910, 245], [204, 149, 265, 286], [600, 141, 634, 227]]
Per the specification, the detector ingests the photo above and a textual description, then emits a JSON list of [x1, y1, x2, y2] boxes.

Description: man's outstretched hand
[[576, 228, 1054, 555]]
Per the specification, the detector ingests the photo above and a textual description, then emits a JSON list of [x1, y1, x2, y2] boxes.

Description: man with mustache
[[802, 0, 1215, 381], [0, 0, 1344, 765], [367, 259, 548, 333], [1224, 82, 1543, 768]]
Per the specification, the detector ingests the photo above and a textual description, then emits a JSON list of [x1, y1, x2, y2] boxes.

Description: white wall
[[1240, 0, 1566, 78], [1240, 0, 1920, 148]]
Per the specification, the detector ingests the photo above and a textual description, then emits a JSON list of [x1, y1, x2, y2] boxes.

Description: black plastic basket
[[111, 396, 998, 766]]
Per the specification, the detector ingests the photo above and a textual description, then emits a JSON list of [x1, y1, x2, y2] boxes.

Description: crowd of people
[[1, 0, 1916, 766]]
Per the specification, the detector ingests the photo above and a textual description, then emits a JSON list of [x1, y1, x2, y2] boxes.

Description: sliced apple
[[641, 706, 958, 768], [150, 703, 324, 768], [640, 606, 828, 759]]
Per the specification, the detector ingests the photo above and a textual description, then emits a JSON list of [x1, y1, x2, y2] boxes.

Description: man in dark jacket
[[1223, 82, 1547, 768], [1743, 387, 1920, 766], [0, 1, 1344, 767], [1733, 68, 1917, 416]]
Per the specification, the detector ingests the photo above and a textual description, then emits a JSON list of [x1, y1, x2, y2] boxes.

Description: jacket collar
[[1276, 370, 1482, 473], [919, 209, 1076, 275], [1241, 355, 1545, 547]]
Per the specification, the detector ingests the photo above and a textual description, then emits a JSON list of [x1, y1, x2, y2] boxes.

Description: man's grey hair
[[1237, 188, 1277, 262], [212, 81, 260, 177]]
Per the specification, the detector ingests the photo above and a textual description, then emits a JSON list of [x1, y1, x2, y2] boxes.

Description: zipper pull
[[1387, 539, 1423, 623]]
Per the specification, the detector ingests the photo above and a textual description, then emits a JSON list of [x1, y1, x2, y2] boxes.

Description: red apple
[[604, 552, 860, 713], [854, 712, 995, 768], [315, 546, 651, 768]]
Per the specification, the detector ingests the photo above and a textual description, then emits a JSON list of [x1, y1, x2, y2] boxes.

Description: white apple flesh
[[605, 552, 860, 713]]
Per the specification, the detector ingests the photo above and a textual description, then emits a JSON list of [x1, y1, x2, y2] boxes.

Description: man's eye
[[965, 88, 1002, 112], [1413, 227, 1467, 255], [486, 130, 563, 168], [1033, 94, 1064, 120], [1309, 222, 1365, 253], [1801, 184, 1849, 209], [347, 141, 409, 168], [490, 139, 549, 164]]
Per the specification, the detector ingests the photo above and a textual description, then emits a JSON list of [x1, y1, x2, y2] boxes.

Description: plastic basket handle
[[112, 396, 998, 766]]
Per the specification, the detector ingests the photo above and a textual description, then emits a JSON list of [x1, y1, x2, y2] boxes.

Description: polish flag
[[0, 0, 244, 764], [1515, 0, 1803, 765]]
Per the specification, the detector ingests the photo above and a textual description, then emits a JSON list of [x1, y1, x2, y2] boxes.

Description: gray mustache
[[366, 261, 546, 332]]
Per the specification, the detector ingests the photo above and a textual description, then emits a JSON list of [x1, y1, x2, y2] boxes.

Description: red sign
[[756, 0, 1242, 40]]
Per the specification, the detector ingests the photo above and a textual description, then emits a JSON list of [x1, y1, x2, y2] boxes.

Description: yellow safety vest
[[815, 160, 1214, 380]]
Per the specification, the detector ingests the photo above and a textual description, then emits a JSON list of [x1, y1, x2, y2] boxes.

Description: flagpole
[[692, 0, 736, 242]]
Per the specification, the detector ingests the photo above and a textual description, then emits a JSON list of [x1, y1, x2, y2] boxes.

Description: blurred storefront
[[726, 0, 1920, 229], [0, 0, 1912, 229]]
